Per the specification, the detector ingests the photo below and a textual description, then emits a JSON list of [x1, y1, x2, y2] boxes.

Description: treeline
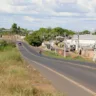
[[1, 23, 96, 47], [79, 30, 90, 35], [11, 23, 30, 36], [0, 23, 30, 36], [79, 30, 96, 35], [25, 27, 75, 46], [25, 27, 96, 47]]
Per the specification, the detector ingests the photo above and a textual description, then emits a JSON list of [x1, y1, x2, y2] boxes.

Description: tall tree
[[17, 26, 21, 34], [92, 30, 96, 35], [80, 30, 90, 34], [11, 23, 18, 34]]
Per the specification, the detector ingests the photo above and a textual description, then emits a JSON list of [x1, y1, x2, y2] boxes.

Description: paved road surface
[[18, 42, 96, 96]]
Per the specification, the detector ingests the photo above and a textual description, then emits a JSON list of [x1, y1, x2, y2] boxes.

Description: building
[[66, 34, 96, 51], [56, 36, 64, 42]]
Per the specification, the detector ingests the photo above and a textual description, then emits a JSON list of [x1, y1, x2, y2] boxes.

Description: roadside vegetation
[[0, 23, 96, 47], [0, 23, 30, 36], [0, 40, 64, 96], [25, 28, 96, 47], [25, 27, 75, 46], [43, 51, 92, 62]]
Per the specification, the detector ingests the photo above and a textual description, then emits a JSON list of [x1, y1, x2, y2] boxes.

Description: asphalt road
[[18, 42, 96, 96]]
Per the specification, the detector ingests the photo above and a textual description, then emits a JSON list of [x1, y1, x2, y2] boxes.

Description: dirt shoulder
[[23, 60, 56, 93]]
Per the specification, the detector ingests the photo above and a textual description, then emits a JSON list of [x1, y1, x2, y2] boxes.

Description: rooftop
[[72, 34, 96, 40]]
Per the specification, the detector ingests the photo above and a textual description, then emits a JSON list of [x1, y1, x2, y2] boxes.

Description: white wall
[[66, 39, 96, 50], [79, 40, 95, 46]]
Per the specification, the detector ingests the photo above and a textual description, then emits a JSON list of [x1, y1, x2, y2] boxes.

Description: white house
[[56, 36, 64, 42], [66, 34, 96, 51]]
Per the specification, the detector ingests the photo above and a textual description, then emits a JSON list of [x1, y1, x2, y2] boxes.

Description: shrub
[[0, 40, 16, 51], [25, 34, 42, 47], [0, 40, 7, 46]]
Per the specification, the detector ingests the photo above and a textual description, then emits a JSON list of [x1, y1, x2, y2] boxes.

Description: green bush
[[0, 40, 16, 51], [0, 40, 7, 46], [25, 27, 75, 47], [8, 42, 16, 47], [25, 34, 42, 47]]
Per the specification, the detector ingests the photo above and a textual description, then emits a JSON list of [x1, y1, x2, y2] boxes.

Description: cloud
[[77, 0, 96, 13], [0, 0, 39, 14], [0, 0, 12, 13], [58, 0, 76, 3], [0, 0, 95, 17], [52, 12, 80, 16], [24, 16, 36, 22], [0, 0, 96, 31], [24, 16, 41, 22]]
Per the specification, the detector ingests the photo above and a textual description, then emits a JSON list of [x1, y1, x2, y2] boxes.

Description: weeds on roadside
[[0, 41, 65, 96]]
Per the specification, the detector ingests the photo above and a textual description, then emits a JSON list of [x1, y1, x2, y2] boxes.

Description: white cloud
[[86, 12, 96, 17], [45, 0, 76, 4], [58, 0, 76, 3], [0, 0, 95, 17], [77, 0, 96, 13], [24, 16, 35, 22], [24, 16, 41, 22], [0, 0, 13, 13], [81, 17, 96, 21], [0, 0, 96, 15], [0, 0, 39, 14], [0, 0, 96, 31], [52, 12, 80, 16], [31, 0, 43, 5]]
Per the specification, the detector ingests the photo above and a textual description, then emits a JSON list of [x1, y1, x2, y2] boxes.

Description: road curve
[[22, 42, 96, 69], [18, 42, 96, 96]]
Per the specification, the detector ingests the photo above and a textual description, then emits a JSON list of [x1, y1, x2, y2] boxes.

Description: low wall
[[82, 50, 94, 58], [56, 49, 70, 56], [56, 49, 94, 59]]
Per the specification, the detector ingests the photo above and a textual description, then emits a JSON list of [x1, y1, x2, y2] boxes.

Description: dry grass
[[0, 45, 65, 96]]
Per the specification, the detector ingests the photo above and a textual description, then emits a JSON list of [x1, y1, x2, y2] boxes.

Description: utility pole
[[55, 36, 57, 54], [50, 34, 54, 50], [93, 42, 96, 62], [64, 33, 66, 57], [77, 32, 80, 54]]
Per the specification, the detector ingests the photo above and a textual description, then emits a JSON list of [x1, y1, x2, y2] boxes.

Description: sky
[[0, 0, 96, 31]]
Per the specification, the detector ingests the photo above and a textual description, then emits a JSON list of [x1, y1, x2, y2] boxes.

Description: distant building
[[56, 36, 64, 42], [28, 31, 33, 35], [66, 34, 96, 51], [2, 29, 11, 32]]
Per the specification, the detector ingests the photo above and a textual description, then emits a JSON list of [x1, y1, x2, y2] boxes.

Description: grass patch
[[43, 51, 90, 62], [66, 56, 86, 61], [0, 40, 16, 51], [43, 51, 64, 59], [0, 41, 65, 96]]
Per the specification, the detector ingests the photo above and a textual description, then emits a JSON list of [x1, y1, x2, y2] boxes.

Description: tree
[[25, 27, 75, 47], [80, 30, 90, 34], [20, 28, 29, 36], [25, 32, 42, 46], [83, 30, 90, 34], [11, 23, 18, 34], [92, 30, 96, 35], [52, 27, 64, 36], [17, 26, 21, 34]]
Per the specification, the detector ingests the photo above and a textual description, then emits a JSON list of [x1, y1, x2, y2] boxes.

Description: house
[[66, 34, 96, 51], [56, 36, 64, 42], [42, 40, 56, 50]]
